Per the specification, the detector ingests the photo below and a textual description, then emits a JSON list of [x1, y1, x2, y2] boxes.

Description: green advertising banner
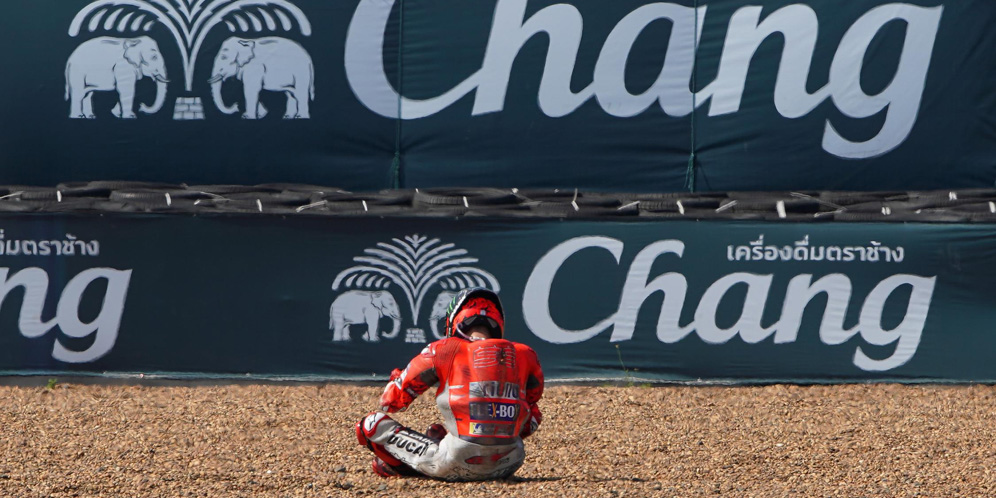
[[1, 213, 994, 383], [1, 0, 994, 191]]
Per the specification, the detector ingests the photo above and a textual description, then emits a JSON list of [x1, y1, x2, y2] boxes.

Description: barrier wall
[[2, 190, 995, 382], [1, 0, 995, 191]]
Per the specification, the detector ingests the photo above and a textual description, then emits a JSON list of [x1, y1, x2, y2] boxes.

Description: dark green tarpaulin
[[1, 0, 994, 191], [1, 213, 994, 383]]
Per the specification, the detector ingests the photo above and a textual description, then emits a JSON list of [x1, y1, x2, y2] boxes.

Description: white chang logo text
[[523, 236, 936, 372], [0, 230, 131, 363], [346, 1, 943, 159]]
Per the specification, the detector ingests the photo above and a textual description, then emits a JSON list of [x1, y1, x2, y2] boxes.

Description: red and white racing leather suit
[[358, 336, 544, 481]]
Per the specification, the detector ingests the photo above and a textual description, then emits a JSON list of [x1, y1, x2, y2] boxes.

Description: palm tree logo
[[69, 0, 311, 119], [331, 235, 501, 343]]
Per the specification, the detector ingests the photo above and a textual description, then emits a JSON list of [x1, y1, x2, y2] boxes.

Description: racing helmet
[[445, 288, 505, 340]]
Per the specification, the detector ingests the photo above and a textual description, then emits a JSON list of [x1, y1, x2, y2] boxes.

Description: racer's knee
[[356, 412, 404, 467], [356, 411, 393, 445]]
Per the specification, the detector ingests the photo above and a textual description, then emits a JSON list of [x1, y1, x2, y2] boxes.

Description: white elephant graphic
[[427, 291, 457, 340], [208, 36, 314, 119], [330, 290, 402, 342], [65, 36, 169, 119]]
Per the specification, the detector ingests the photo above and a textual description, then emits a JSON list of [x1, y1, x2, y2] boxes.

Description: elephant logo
[[329, 235, 500, 344], [427, 291, 457, 340], [330, 290, 402, 342], [65, 36, 170, 119], [208, 37, 315, 119], [67, 0, 313, 120]]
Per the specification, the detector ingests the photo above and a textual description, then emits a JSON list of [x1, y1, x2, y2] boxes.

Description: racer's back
[[431, 337, 541, 445]]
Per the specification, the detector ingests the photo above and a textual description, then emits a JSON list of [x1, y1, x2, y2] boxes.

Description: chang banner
[[0, 214, 994, 383], [0, 0, 994, 190]]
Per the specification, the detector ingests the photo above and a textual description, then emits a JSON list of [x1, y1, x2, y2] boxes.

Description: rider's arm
[[518, 344, 544, 438], [379, 343, 441, 412]]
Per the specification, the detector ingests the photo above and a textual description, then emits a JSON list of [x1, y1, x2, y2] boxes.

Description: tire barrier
[[413, 188, 521, 207], [0, 182, 994, 222]]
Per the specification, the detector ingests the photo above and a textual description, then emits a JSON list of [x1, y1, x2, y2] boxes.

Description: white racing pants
[[359, 412, 525, 481]]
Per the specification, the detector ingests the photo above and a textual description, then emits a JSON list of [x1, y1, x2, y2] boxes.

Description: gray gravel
[[1, 383, 995, 497]]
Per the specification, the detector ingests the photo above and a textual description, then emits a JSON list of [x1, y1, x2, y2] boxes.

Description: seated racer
[[356, 288, 544, 481]]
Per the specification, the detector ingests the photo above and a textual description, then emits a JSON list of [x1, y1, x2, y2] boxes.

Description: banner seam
[[685, 0, 699, 193], [391, 0, 406, 189]]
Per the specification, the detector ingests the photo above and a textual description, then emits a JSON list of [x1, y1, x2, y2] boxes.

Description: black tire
[[56, 181, 186, 197], [323, 200, 372, 212], [725, 198, 777, 211], [525, 202, 584, 217], [641, 197, 724, 211], [526, 203, 638, 218], [413, 188, 520, 207], [117, 198, 199, 213], [637, 199, 680, 213], [515, 189, 621, 207], [211, 201, 266, 214], [945, 188, 996, 200], [620, 192, 687, 203], [967, 212, 996, 223], [819, 191, 909, 206], [728, 190, 823, 199], [907, 209, 972, 222], [637, 211, 687, 219], [899, 195, 985, 210], [462, 205, 535, 218], [186, 184, 269, 195], [193, 199, 307, 215], [110, 189, 214, 204], [320, 193, 416, 211], [91, 201, 138, 212], [40, 199, 99, 212], [776, 212, 833, 222], [13, 188, 61, 201], [950, 202, 996, 214], [298, 204, 406, 217], [840, 201, 915, 213], [254, 183, 343, 194], [513, 188, 577, 201], [402, 206, 469, 218], [910, 189, 996, 201], [832, 211, 920, 222], [319, 190, 414, 207], [729, 198, 823, 214], [372, 189, 418, 205], [680, 209, 766, 220], [0, 200, 44, 212], [0, 199, 97, 213], [228, 191, 313, 207]]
